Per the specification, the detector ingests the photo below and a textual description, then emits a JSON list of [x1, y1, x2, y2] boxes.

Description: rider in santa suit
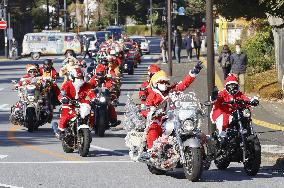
[[89, 64, 121, 127], [144, 62, 203, 151], [57, 68, 96, 136], [139, 64, 161, 104], [210, 73, 259, 135]]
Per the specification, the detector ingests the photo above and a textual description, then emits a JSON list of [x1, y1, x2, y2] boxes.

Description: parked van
[[22, 31, 81, 60]]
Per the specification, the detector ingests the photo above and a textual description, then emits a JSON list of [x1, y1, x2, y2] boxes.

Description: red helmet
[[148, 64, 161, 77], [225, 74, 240, 95]]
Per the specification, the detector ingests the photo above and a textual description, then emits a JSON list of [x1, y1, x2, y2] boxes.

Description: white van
[[22, 31, 82, 60]]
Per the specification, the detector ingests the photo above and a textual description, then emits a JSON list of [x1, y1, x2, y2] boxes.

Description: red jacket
[[139, 81, 153, 102], [211, 89, 251, 121], [58, 81, 95, 105], [89, 76, 113, 89], [39, 67, 58, 79], [146, 75, 195, 107]]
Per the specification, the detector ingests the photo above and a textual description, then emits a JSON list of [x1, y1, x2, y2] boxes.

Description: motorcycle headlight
[[27, 95, 35, 102], [124, 64, 128, 68], [182, 119, 196, 132], [99, 96, 106, 103], [243, 108, 251, 118]]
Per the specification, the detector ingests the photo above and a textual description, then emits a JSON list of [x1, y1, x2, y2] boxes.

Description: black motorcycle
[[213, 99, 261, 176], [60, 98, 92, 157], [91, 87, 113, 137]]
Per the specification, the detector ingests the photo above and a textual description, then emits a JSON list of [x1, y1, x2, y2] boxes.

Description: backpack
[[221, 53, 231, 68]]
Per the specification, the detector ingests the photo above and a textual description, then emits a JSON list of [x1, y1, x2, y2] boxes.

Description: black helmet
[[43, 59, 53, 71]]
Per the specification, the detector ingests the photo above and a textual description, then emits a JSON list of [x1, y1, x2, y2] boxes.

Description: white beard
[[73, 78, 84, 99]]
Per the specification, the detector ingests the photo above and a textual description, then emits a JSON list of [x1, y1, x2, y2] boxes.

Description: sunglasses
[[157, 81, 169, 85]]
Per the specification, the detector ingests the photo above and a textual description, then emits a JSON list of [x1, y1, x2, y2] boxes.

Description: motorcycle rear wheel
[[183, 147, 203, 182], [147, 165, 166, 175], [244, 136, 261, 176], [78, 128, 91, 157]]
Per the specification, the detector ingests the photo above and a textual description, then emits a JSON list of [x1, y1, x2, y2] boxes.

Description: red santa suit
[[39, 67, 60, 103], [89, 64, 118, 122], [145, 72, 196, 149], [58, 80, 96, 131], [210, 74, 251, 133]]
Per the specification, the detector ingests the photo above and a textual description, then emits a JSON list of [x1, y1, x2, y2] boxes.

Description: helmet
[[225, 74, 240, 95], [70, 67, 84, 81], [95, 64, 106, 80], [148, 64, 161, 77], [43, 59, 53, 71], [151, 70, 170, 86]]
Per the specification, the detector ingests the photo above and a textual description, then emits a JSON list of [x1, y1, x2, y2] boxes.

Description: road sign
[[178, 7, 185, 15], [0, 20, 7, 29]]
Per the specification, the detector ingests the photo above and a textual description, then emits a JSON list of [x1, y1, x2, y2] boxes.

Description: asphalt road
[[0, 37, 283, 188]]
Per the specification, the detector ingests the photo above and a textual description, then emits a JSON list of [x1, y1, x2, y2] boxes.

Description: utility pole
[[64, 0, 67, 32], [46, 0, 50, 29], [150, 0, 153, 36], [206, 0, 215, 135], [116, 0, 119, 26], [86, 0, 89, 30], [167, 0, 172, 76], [4, 0, 8, 58]]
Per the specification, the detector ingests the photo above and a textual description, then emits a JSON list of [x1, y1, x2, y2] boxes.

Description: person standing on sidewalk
[[193, 29, 202, 60], [183, 32, 193, 60], [160, 35, 168, 64], [230, 44, 248, 93], [218, 45, 232, 80], [174, 29, 182, 63]]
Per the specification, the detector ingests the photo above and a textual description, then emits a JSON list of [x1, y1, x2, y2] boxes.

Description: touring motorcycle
[[124, 91, 207, 182], [10, 78, 53, 132]]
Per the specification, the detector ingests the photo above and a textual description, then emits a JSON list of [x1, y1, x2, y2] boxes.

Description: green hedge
[[126, 25, 165, 36]]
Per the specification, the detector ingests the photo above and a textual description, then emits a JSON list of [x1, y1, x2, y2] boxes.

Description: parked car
[[22, 31, 81, 60], [129, 35, 150, 54]]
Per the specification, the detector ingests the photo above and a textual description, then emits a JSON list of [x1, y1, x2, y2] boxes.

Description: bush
[[126, 25, 150, 36], [242, 26, 275, 74]]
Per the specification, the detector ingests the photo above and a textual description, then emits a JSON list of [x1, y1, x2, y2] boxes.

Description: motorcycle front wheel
[[62, 141, 74, 153], [95, 108, 107, 137], [25, 107, 36, 132], [78, 128, 91, 157], [244, 135, 261, 176], [183, 147, 203, 182]]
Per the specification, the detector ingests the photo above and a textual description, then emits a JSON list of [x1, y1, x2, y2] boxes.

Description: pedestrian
[[193, 29, 202, 60], [230, 44, 248, 93], [174, 29, 182, 63], [10, 37, 18, 59], [160, 35, 168, 64], [218, 45, 232, 80], [183, 32, 193, 60], [82, 35, 92, 59]]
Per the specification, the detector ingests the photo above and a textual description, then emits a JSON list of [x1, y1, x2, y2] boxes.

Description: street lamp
[[167, 0, 172, 76], [150, 0, 153, 36], [206, 0, 215, 134]]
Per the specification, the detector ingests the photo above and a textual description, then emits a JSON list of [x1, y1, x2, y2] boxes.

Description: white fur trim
[[225, 81, 238, 86], [189, 71, 197, 78]]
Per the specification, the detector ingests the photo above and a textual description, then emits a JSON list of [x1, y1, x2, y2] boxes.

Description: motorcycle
[[124, 92, 206, 182], [10, 78, 52, 132], [59, 93, 92, 157], [212, 99, 261, 176], [90, 87, 114, 137]]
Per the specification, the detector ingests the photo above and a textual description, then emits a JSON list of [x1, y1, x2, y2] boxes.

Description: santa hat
[[148, 64, 161, 74], [225, 73, 239, 86], [95, 64, 106, 73]]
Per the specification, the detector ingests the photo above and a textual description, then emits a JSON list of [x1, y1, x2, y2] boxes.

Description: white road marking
[[262, 144, 284, 154], [0, 154, 8, 159], [0, 160, 134, 164], [0, 104, 10, 111], [0, 88, 4, 92], [0, 183, 23, 188], [90, 145, 128, 156]]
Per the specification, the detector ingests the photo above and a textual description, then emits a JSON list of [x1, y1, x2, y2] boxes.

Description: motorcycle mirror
[[203, 101, 212, 107], [11, 80, 17, 84]]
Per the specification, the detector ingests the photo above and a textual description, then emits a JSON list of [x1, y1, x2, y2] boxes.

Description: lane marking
[[7, 125, 81, 161], [262, 144, 284, 154], [201, 57, 284, 131], [90, 145, 128, 156], [0, 104, 10, 111], [0, 160, 133, 164], [0, 183, 23, 188], [0, 88, 4, 91], [0, 154, 8, 159]]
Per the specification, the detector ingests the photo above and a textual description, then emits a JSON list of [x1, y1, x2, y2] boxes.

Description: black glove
[[211, 86, 219, 101], [140, 95, 147, 100], [61, 97, 69, 104], [191, 61, 203, 75], [250, 99, 259, 106]]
